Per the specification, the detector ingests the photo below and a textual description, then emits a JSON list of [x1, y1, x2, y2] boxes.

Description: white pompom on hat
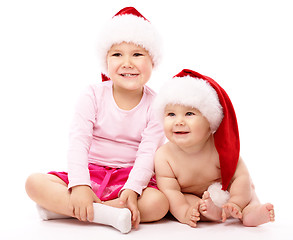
[[207, 182, 230, 207], [97, 7, 162, 78]]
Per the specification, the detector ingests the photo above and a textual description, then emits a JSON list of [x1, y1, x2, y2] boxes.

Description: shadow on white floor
[[3, 196, 292, 240]]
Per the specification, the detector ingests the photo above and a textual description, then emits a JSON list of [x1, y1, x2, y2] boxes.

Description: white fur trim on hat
[[153, 76, 224, 133], [97, 14, 162, 75]]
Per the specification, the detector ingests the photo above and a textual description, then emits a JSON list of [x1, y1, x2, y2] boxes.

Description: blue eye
[[186, 112, 195, 116]]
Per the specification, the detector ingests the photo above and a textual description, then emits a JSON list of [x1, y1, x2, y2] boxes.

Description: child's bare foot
[[199, 191, 222, 221], [222, 202, 242, 222], [242, 203, 275, 227], [185, 202, 200, 227]]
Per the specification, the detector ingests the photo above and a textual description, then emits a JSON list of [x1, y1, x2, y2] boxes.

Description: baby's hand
[[69, 185, 101, 222], [185, 204, 200, 227], [222, 202, 242, 222]]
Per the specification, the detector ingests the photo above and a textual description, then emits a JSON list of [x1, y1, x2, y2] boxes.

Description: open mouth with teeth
[[120, 73, 139, 77]]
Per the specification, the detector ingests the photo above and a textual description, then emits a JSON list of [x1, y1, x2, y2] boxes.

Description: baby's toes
[[233, 208, 242, 219], [269, 210, 275, 221], [202, 191, 210, 200], [192, 209, 200, 217], [199, 202, 207, 212], [223, 204, 232, 214], [222, 204, 230, 210], [231, 207, 238, 214], [189, 220, 197, 228], [190, 215, 200, 222]]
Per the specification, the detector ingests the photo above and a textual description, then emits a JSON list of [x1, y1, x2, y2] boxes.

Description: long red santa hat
[[154, 69, 240, 190]]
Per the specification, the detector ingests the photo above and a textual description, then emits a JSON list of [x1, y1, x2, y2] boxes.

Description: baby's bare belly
[[180, 179, 221, 197]]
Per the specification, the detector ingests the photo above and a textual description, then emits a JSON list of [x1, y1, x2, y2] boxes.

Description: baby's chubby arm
[[155, 148, 198, 226], [226, 156, 252, 211]]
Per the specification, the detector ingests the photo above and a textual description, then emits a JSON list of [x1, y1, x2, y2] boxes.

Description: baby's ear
[[210, 127, 215, 135]]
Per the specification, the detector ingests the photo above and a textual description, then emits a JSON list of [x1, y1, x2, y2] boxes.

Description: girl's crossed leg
[[25, 173, 169, 233]]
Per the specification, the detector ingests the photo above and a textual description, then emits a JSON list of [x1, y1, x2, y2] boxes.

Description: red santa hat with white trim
[[98, 7, 162, 81], [154, 69, 240, 190]]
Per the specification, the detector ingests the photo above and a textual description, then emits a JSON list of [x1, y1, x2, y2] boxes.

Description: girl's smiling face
[[107, 42, 153, 94]]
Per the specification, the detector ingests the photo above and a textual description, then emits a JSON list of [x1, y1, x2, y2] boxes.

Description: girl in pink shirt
[[25, 7, 169, 234]]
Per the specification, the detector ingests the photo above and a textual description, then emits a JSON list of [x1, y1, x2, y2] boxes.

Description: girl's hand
[[69, 185, 101, 222], [119, 189, 140, 229]]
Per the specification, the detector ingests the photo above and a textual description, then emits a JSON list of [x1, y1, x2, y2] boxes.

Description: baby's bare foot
[[222, 202, 242, 222], [188, 203, 200, 227], [199, 191, 222, 221], [242, 203, 275, 227], [182, 202, 200, 227], [186, 202, 200, 227]]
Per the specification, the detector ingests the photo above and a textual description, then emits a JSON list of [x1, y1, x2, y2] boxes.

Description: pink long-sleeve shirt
[[67, 81, 165, 195]]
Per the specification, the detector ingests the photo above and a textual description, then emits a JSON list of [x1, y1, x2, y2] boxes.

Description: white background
[[1, 0, 293, 239]]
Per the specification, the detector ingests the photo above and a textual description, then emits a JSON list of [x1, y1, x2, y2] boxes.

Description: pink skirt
[[49, 163, 157, 201]]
